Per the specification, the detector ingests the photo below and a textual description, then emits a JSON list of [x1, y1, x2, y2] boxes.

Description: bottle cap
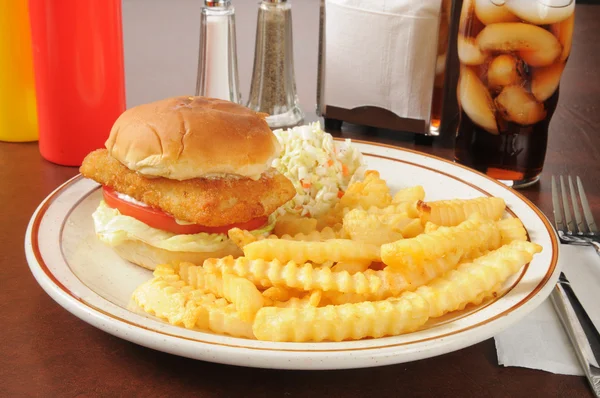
[[204, 0, 231, 7]]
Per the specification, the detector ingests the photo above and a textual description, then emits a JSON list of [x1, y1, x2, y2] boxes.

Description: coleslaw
[[272, 122, 365, 218]]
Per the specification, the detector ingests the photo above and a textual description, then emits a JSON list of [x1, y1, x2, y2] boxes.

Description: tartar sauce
[[115, 192, 149, 207]]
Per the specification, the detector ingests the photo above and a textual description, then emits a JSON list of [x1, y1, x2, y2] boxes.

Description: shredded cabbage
[[272, 122, 365, 217], [92, 201, 276, 252]]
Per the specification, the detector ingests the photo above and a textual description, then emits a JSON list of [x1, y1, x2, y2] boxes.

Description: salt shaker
[[247, 0, 304, 128], [196, 0, 241, 103]]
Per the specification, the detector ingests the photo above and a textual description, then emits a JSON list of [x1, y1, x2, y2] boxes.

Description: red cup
[[29, 0, 126, 166]]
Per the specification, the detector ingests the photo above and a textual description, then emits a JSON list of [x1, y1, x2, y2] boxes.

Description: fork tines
[[552, 175, 598, 236]]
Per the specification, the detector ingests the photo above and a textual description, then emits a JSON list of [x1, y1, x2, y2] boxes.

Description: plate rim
[[24, 141, 560, 368]]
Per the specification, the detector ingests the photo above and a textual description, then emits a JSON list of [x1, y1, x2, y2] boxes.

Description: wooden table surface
[[2, 3, 600, 398]]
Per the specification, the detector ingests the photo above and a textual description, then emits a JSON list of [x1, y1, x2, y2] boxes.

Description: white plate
[[25, 141, 560, 370]]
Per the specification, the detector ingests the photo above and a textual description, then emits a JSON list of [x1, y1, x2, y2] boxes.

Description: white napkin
[[323, 0, 442, 120], [495, 244, 600, 376]]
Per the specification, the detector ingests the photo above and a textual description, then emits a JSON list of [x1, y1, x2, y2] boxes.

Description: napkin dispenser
[[317, 0, 459, 138]]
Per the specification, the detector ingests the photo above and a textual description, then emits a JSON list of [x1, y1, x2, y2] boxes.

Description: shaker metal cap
[[204, 0, 231, 6]]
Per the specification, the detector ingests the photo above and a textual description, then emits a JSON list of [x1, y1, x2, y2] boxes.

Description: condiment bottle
[[28, 0, 126, 166], [247, 0, 304, 129], [0, 1, 38, 142], [196, 0, 241, 103]]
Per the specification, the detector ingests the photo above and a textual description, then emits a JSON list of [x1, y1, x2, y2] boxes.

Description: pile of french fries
[[132, 170, 542, 342]]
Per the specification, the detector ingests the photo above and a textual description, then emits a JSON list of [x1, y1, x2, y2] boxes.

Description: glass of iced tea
[[454, 0, 575, 188]]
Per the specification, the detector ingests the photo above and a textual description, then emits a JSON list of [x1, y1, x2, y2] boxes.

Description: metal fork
[[550, 175, 600, 396], [552, 175, 600, 256]]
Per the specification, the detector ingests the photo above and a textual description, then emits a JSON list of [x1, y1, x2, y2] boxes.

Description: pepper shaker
[[196, 0, 241, 103], [247, 0, 303, 129]]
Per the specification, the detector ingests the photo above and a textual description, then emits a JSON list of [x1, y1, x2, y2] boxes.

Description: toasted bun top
[[105, 96, 280, 180]]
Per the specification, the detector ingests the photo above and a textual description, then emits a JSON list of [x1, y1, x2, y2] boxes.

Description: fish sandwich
[[80, 96, 296, 270]]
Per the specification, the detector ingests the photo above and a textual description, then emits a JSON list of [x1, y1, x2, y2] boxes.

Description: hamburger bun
[[111, 238, 242, 271], [105, 96, 280, 181]]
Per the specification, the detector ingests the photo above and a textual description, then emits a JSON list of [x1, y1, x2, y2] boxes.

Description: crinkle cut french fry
[[337, 170, 392, 209], [230, 224, 338, 250], [132, 275, 255, 338], [229, 227, 340, 250], [207, 256, 396, 295], [469, 283, 503, 308], [208, 256, 406, 296], [179, 262, 224, 295], [222, 273, 265, 321], [362, 201, 421, 218], [132, 278, 208, 329], [306, 290, 322, 306], [228, 228, 259, 249], [153, 263, 180, 279], [253, 291, 429, 342], [424, 222, 440, 233], [262, 286, 293, 302], [279, 227, 339, 241], [185, 293, 254, 339], [342, 209, 421, 242], [419, 197, 506, 226], [273, 290, 322, 308], [274, 213, 318, 237], [381, 214, 501, 270], [399, 218, 424, 239], [322, 291, 370, 305], [496, 217, 528, 245], [393, 185, 426, 203], [253, 241, 541, 342], [206, 253, 462, 301], [416, 240, 541, 318], [324, 170, 393, 226], [399, 250, 464, 288], [342, 209, 405, 245], [272, 297, 302, 308], [242, 239, 381, 264], [208, 303, 256, 339], [178, 262, 264, 321]]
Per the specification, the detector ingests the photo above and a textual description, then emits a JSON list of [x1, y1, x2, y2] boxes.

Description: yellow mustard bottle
[[0, 1, 39, 142]]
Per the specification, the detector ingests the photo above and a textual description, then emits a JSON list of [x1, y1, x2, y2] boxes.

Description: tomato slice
[[102, 187, 268, 235]]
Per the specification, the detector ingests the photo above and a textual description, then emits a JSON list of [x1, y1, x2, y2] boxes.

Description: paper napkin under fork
[[495, 244, 600, 376]]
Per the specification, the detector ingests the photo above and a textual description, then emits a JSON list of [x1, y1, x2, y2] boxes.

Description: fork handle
[[551, 273, 600, 397]]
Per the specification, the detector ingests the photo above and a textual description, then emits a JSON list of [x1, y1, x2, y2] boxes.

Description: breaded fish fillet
[[80, 149, 296, 227]]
